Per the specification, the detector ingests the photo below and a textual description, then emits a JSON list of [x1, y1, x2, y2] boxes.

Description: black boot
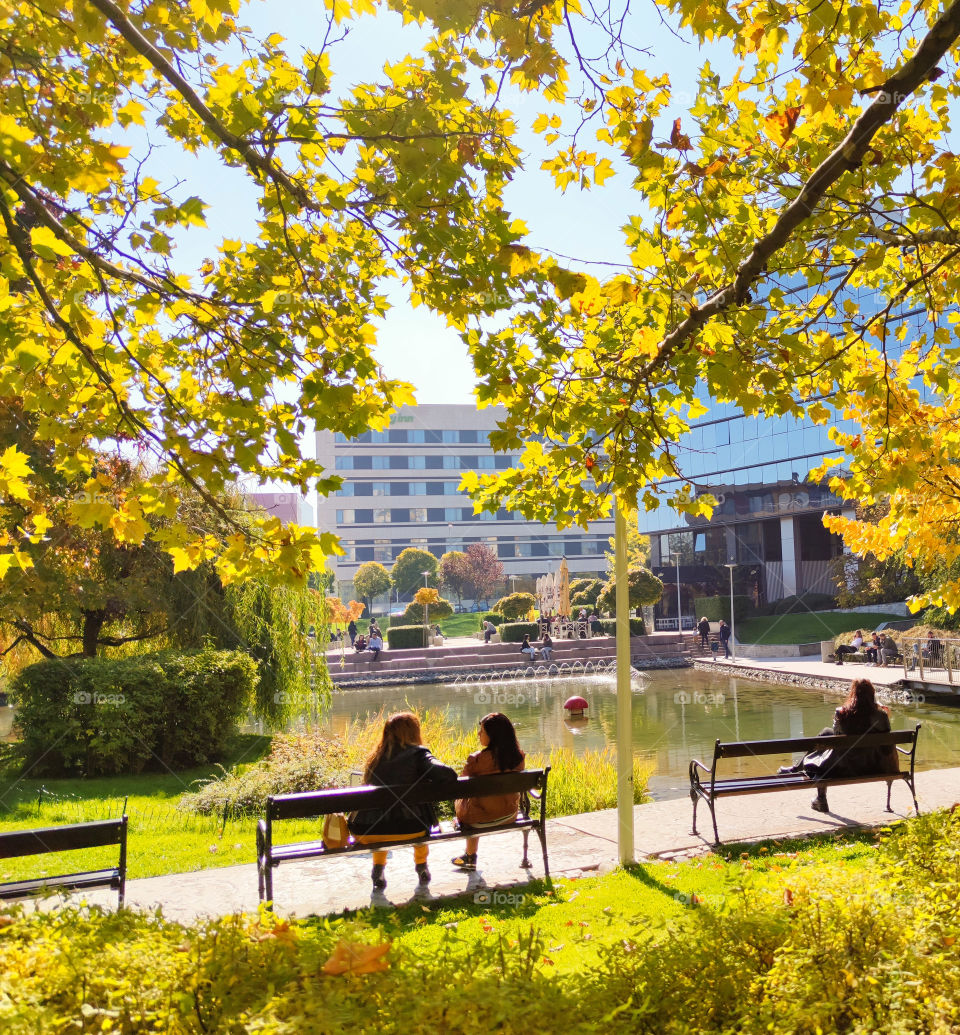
[[415, 861, 431, 886], [371, 863, 387, 890], [811, 790, 829, 813]]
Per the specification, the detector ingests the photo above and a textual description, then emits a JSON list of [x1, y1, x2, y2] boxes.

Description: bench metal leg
[[885, 780, 894, 813], [536, 823, 550, 880], [709, 800, 720, 845], [691, 793, 699, 836], [520, 827, 532, 868], [907, 775, 920, 815], [256, 825, 266, 901]]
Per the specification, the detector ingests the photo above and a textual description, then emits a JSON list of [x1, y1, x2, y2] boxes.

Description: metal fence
[[898, 634, 960, 684]]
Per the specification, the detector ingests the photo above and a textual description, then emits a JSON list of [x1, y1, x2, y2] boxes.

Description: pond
[[324, 669, 960, 801]]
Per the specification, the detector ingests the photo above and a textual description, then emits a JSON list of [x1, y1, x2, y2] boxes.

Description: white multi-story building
[[316, 404, 614, 599]]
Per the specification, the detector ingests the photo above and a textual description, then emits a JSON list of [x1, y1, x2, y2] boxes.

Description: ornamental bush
[[598, 617, 645, 636], [493, 592, 537, 620], [385, 624, 429, 649], [479, 612, 504, 627], [11, 648, 256, 777], [693, 594, 752, 622], [497, 621, 540, 643], [401, 597, 454, 624]]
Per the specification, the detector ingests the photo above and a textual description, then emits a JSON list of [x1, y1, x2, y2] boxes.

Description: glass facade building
[[640, 401, 856, 626]]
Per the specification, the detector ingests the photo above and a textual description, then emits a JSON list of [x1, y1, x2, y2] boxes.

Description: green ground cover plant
[[737, 612, 904, 645], [1, 814, 955, 1033]]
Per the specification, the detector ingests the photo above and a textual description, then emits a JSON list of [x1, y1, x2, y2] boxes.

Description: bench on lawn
[[689, 725, 920, 844], [0, 817, 128, 906], [257, 769, 549, 904]]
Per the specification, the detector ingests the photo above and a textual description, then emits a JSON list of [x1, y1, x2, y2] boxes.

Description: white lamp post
[[724, 563, 737, 662], [614, 500, 634, 864], [670, 551, 683, 634]]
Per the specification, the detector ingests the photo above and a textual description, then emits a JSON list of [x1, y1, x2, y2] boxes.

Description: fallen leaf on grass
[[322, 939, 391, 976]]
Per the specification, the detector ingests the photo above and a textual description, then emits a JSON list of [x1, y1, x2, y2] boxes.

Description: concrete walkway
[[58, 765, 960, 924]]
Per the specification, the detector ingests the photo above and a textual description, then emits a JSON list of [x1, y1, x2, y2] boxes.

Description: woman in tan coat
[[451, 712, 525, 872]]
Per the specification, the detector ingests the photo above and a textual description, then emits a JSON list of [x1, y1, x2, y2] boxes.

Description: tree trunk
[[81, 609, 106, 657]]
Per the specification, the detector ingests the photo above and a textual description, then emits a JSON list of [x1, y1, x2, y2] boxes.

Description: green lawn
[[737, 610, 904, 645], [0, 734, 305, 882], [354, 611, 486, 638]]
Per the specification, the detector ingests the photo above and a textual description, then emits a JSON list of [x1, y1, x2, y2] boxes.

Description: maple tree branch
[[635, 0, 960, 380]]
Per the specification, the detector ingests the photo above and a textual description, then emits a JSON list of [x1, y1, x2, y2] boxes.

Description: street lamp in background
[[670, 552, 683, 634], [422, 571, 431, 645], [724, 563, 737, 662]]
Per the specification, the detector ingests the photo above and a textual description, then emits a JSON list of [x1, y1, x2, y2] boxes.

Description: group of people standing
[[349, 710, 525, 894]]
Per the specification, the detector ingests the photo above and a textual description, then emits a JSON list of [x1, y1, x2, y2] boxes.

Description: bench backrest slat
[[715, 728, 918, 760], [0, 819, 126, 860], [268, 770, 547, 822]]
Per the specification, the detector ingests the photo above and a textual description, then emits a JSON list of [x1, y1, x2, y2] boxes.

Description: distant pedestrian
[[483, 619, 496, 644], [540, 632, 554, 660], [697, 616, 710, 649], [718, 620, 731, 659], [367, 631, 384, 660], [348, 620, 358, 647]]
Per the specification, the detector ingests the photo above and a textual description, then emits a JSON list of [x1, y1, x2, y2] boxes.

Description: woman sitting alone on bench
[[451, 712, 525, 872], [348, 712, 456, 895], [780, 678, 898, 814]]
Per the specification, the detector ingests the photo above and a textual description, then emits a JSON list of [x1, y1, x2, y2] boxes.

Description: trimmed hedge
[[11, 648, 256, 777], [599, 617, 645, 636], [385, 624, 429, 649], [497, 621, 540, 643], [479, 612, 505, 627], [694, 595, 752, 622], [773, 592, 837, 615]]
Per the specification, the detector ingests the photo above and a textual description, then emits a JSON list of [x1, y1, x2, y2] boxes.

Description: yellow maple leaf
[[322, 939, 391, 976]]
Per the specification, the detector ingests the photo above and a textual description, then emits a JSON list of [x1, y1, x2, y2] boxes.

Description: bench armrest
[[689, 758, 712, 778]]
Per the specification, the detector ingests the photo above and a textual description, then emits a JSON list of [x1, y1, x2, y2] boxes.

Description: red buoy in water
[[563, 695, 588, 718]]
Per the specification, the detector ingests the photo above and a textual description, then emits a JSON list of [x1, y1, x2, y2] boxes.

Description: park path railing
[[899, 635, 960, 685]]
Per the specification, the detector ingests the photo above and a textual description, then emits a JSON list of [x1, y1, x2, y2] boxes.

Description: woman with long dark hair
[[806, 679, 898, 813], [451, 712, 525, 872], [349, 712, 456, 895]]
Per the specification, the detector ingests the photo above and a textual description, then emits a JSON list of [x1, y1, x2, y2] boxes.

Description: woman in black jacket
[[791, 679, 899, 813], [349, 712, 456, 894]]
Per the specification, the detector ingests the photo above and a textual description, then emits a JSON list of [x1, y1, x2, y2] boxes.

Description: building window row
[[335, 454, 515, 471], [335, 481, 464, 497], [339, 535, 607, 564], [336, 507, 524, 524], [334, 429, 492, 445]]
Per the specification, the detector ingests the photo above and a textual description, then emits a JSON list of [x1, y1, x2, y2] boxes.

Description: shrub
[[569, 578, 603, 608], [598, 567, 663, 613], [385, 624, 429, 649], [479, 612, 504, 627], [401, 597, 454, 623], [493, 592, 537, 620], [772, 591, 836, 614], [497, 621, 540, 643], [694, 594, 752, 622], [12, 648, 255, 777], [598, 617, 645, 636]]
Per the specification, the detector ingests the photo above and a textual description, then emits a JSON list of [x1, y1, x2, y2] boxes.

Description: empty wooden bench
[[689, 725, 920, 844], [257, 769, 550, 904], [0, 817, 128, 906]]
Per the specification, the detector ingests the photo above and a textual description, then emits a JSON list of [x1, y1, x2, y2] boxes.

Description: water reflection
[[322, 669, 957, 801]]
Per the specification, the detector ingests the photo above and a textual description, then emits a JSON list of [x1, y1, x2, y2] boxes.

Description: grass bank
[[738, 610, 904, 645], [2, 813, 956, 1033], [0, 710, 651, 882]]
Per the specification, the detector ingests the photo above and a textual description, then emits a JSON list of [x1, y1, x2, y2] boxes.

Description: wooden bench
[[0, 817, 128, 906], [257, 769, 549, 904], [689, 726, 920, 844]]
